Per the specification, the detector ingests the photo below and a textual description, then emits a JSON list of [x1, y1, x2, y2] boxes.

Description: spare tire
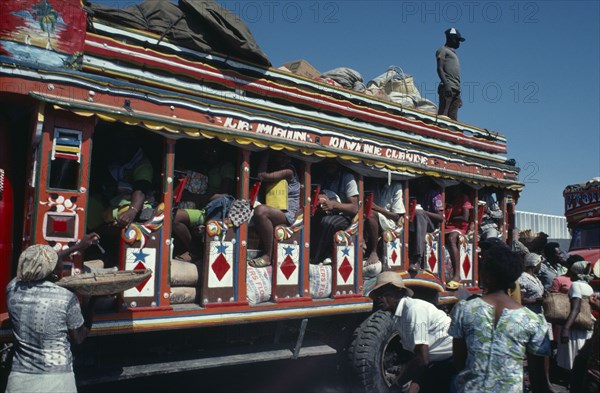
[[348, 310, 413, 393]]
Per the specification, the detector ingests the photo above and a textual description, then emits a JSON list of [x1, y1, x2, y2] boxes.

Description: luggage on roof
[[89, 0, 270, 66]]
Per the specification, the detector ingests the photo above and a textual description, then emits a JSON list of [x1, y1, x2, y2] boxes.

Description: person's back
[[450, 296, 549, 392], [7, 279, 83, 374], [450, 245, 550, 393], [394, 297, 452, 361]]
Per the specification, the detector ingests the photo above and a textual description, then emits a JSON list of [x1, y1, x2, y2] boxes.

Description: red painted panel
[[52, 218, 67, 232], [0, 0, 86, 56]]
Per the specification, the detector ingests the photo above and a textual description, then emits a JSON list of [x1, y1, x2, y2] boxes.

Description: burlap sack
[[543, 292, 594, 330]]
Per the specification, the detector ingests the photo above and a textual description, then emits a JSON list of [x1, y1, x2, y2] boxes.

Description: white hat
[[593, 261, 600, 278]]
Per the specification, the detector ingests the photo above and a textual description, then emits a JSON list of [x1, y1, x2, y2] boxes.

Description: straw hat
[[367, 271, 414, 298]]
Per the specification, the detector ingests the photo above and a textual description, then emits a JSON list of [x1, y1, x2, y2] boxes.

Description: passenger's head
[[543, 242, 566, 265], [565, 254, 585, 271], [479, 246, 523, 292], [523, 253, 543, 274], [323, 160, 340, 176], [17, 244, 59, 282], [115, 129, 142, 164], [203, 144, 222, 165], [368, 271, 414, 312], [446, 184, 470, 202], [479, 237, 509, 255], [568, 261, 592, 281], [271, 150, 291, 167]]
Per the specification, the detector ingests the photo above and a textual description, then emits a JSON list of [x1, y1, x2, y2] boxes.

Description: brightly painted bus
[[0, 1, 523, 391]]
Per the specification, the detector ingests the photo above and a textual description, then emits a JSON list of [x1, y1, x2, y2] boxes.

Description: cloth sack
[[247, 265, 272, 305], [367, 66, 420, 97], [363, 260, 382, 279], [320, 68, 366, 92], [309, 264, 332, 298], [543, 292, 594, 330]]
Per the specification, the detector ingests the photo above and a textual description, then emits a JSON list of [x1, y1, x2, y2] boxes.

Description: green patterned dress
[[449, 297, 551, 393]]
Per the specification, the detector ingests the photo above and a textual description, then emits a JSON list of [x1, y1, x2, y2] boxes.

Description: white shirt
[[568, 280, 593, 299], [374, 182, 406, 231], [393, 297, 453, 362]]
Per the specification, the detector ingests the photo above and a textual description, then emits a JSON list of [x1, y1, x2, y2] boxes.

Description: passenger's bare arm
[[320, 195, 359, 216], [56, 233, 99, 259], [258, 168, 294, 182], [69, 297, 97, 345], [117, 189, 145, 227], [397, 344, 430, 393], [561, 297, 582, 343], [371, 203, 403, 222]]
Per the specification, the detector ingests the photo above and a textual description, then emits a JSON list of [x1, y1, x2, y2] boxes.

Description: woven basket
[[543, 292, 594, 330], [57, 269, 152, 296]]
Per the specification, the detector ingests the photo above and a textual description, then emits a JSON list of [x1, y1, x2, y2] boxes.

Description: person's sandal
[[445, 280, 461, 290], [248, 256, 271, 268]]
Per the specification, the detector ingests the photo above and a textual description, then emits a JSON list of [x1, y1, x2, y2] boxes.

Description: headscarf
[[570, 260, 592, 282], [524, 252, 542, 268], [16, 245, 58, 282]]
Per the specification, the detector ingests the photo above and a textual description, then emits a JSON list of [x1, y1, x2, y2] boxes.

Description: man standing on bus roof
[[436, 28, 465, 121]]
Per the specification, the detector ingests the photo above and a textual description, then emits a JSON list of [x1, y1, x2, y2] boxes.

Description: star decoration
[[390, 240, 398, 248], [133, 249, 149, 262], [215, 243, 229, 254], [341, 247, 351, 256], [283, 245, 294, 256]]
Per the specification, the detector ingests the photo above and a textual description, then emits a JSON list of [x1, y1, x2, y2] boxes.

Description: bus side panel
[[32, 108, 95, 270]]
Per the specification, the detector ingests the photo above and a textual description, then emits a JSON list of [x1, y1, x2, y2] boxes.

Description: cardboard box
[[280, 59, 320, 79]]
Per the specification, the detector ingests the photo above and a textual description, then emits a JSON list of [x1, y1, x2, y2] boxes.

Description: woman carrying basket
[[557, 261, 594, 371], [5, 234, 99, 393]]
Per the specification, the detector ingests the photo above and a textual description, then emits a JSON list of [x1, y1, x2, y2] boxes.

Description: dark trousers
[[409, 210, 435, 262], [310, 214, 351, 263], [403, 358, 455, 393], [438, 85, 462, 120]]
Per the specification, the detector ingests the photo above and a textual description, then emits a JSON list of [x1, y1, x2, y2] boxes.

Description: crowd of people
[[368, 235, 599, 393]]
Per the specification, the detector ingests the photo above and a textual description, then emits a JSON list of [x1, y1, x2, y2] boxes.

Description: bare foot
[[365, 253, 380, 266]]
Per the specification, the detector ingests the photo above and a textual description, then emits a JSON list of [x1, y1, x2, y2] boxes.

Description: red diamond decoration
[[428, 249, 437, 271], [339, 257, 353, 283], [280, 255, 297, 280], [53, 219, 68, 232], [462, 253, 471, 277], [212, 253, 230, 281], [133, 261, 151, 291], [391, 249, 398, 263]]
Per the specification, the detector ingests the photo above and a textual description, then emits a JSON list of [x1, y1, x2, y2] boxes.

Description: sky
[[94, 1, 600, 216]]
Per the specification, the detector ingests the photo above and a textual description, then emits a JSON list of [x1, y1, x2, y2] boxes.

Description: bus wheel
[[348, 310, 413, 393]]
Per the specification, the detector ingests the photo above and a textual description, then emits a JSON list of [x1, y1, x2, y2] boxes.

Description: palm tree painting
[[31, 0, 59, 50]]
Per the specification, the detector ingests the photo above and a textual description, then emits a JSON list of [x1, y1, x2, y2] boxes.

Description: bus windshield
[[569, 222, 600, 250]]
